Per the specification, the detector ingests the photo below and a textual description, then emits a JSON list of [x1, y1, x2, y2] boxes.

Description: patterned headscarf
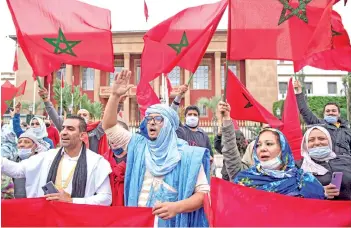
[[1, 124, 18, 161], [234, 128, 325, 199], [144, 104, 182, 176]]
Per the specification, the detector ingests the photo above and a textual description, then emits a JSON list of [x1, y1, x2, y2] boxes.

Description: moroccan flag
[[137, 82, 160, 117], [12, 50, 18, 72], [144, 0, 149, 22], [226, 69, 283, 128], [2, 80, 15, 88], [227, 0, 334, 61], [208, 178, 351, 227], [281, 78, 303, 160], [2, 198, 154, 227], [47, 72, 53, 85], [1, 84, 18, 116], [7, 0, 114, 77], [293, 11, 351, 72], [15, 80, 27, 97], [140, 0, 227, 85]]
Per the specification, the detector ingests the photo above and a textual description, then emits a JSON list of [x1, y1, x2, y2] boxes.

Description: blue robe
[[124, 134, 210, 227]]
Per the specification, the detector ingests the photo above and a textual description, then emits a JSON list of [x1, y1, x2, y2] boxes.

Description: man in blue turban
[[102, 70, 210, 227]]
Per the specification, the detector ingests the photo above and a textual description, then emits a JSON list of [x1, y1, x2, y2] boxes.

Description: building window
[[305, 82, 313, 94], [82, 68, 94, 91], [109, 66, 123, 86], [136, 66, 141, 84], [221, 64, 237, 89], [168, 66, 181, 87], [327, 82, 337, 94], [56, 64, 66, 80], [199, 105, 207, 116], [193, 65, 209, 89], [279, 82, 288, 96]]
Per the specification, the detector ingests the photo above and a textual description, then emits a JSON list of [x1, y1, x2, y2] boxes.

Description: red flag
[[281, 78, 303, 160], [2, 80, 15, 88], [144, 0, 149, 22], [209, 178, 351, 227], [294, 11, 351, 72], [226, 69, 283, 128], [140, 0, 227, 85], [227, 0, 334, 61], [2, 198, 154, 227], [137, 82, 160, 117], [46, 72, 53, 85], [7, 0, 114, 77], [12, 50, 18, 72], [15, 80, 27, 97], [1, 84, 18, 116], [61, 78, 64, 88]]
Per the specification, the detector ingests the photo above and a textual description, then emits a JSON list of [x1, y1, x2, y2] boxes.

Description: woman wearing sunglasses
[[11, 102, 53, 150]]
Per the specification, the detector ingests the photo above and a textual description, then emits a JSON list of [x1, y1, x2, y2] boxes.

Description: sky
[[0, 0, 350, 73]]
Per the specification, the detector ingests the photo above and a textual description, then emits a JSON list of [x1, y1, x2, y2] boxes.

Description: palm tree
[[197, 96, 221, 133]]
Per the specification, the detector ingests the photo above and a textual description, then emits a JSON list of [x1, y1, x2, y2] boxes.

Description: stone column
[[214, 52, 221, 97], [65, 65, 73, 85], [154, 77, 160, 98], [93, 69, 100, 102], [123, 53, 131, 125], [245, 60, 278, 111], [184, 70, 191, 107]]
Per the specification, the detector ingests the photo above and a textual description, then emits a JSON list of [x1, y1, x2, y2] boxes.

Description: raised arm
[[219, 102, 249, 181], [39, 88, 64, 131], [102, 69, 133, 130], [293, 80, 322, 125], [170, 84, 188, 112], [11, 103, 24, 138]]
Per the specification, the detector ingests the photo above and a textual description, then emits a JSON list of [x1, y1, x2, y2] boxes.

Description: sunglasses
[[145, 116, 164, 124], [31, 122, 40, 126]]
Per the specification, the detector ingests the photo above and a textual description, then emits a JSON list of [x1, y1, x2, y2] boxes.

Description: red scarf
[[83, 121, 109, 156], [104, 150, 126, 206]]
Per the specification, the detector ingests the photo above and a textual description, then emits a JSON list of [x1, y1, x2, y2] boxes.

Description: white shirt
[[1, 147, 112, 206]]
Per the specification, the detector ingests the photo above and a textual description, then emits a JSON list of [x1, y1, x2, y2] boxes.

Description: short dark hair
[[67, 115, 87, 132], [185, 105, 200, 117], [117, 120, 129, 131], [324, 102, 340, 113], [21, 122, 28, 127]]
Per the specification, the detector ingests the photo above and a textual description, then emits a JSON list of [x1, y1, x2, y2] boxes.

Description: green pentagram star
[[167, 31, 189, 55], [278, 0, 312, 26], [43, 28, 81, 57]]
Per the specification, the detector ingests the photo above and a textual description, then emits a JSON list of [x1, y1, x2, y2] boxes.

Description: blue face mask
[[324, 115, 338, 124], [112, 148, 124, 156], [308, 146, 332, 160]]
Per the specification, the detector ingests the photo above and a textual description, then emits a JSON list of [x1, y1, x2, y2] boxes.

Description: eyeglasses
[[31, 122, 40, 126], [145, 116, 164, 124]]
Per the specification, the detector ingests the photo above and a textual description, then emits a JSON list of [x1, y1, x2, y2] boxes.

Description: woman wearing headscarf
[[297, 126, 351, 200], [12, 102, 53, 149], [219, 101, 325, 199]]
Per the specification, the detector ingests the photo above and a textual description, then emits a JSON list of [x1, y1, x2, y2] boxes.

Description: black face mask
[[45, 124, 50, 128]]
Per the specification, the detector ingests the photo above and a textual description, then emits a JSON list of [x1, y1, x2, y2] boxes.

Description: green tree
[[196, 96, 222, 121]]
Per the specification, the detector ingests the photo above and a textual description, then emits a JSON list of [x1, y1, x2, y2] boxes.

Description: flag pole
[[60, 73, 63, 118], [33, 80, 36, 114], [222, 60, 229, 102], [165, 74, 169, 106], [161, 73, 165, 104]]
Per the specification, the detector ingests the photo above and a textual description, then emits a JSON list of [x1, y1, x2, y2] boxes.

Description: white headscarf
[[29, 117, 48, 139], [301, 126, 337, 175]]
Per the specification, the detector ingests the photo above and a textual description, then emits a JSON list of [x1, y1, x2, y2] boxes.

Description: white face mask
[[18, 148, 33, 160], [185, 116, 199, 128], [260, 154, 282, 170], [32, 127, 41, 136]]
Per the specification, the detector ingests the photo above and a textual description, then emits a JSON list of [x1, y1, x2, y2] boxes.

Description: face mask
[[18, 148, 33, 160], [21, 127, 27, 131], [112, 148, 124, 156], [32, 127, 41, 136], [324, 115, 338, 124], [308, 146, 332, 160], [185, 116, 199, 128], [260, 155, 282, 170]]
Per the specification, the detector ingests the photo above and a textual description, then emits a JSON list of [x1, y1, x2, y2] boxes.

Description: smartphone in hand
[[42, 181, 59, 195], [330, 172, 343, 191]]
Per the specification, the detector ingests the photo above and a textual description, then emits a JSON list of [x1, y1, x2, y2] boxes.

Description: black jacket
[[296, 155, 351, 200], [296, 93, 351, 156]]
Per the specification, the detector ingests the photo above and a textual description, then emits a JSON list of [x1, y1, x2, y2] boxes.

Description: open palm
[[112, 69, 133, 96]]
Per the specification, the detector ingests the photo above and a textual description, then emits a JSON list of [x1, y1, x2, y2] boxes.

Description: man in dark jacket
[[294, 80, 351, 156]]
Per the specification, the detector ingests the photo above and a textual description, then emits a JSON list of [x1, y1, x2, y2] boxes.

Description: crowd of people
[[1, 69, 351, 226]]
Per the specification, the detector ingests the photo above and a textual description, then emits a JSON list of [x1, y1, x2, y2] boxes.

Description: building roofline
[[9, 29, 228, 40]]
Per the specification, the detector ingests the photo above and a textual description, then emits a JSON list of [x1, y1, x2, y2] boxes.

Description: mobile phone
[[42, 181, 59, 194], [37, 77, 43, 89], [330, 172, 343, 190]]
